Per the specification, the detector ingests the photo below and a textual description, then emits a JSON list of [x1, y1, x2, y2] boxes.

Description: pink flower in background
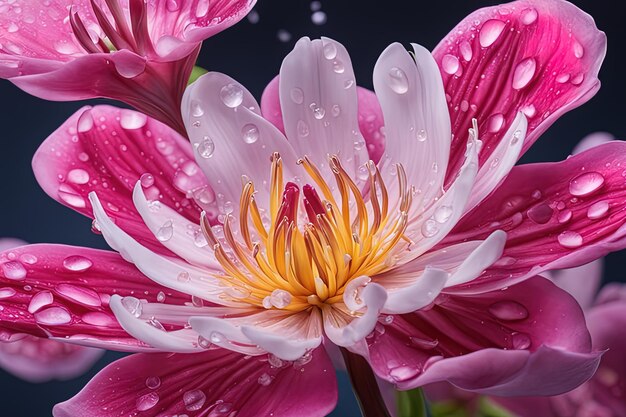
[[0, 239, 103, 383], [0, 0, 255, 133], [0, 0, 623, 416]]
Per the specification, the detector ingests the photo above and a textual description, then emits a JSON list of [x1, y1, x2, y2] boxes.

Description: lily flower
[[0, 0, 255, 133], [0, 239, 103, 383], [0, 1, 624, 416]]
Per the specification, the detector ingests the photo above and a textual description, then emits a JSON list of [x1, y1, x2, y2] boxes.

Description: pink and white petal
[[182, 72, 299, 218], [324, 283, 387, 347], [33, 105, 210, 255], [0, 238, 27, 251], [366, 277, 599, 395], [279, 37, 368, 185], [0, 336, 103, 383], [190, 309, 323, 360], [90, 193, 232, 306], [445, 230, 507, 287], [435, 0, 607, 184], [445, 141, 626, 293], [551, 259, 603, 311], [373, 43, 450, 205], [53, 347, 337, 417], [380, 268, 449, 315], [596, 282, 626, 305], [465, 113, 527, 211], [573, 132, 615, 155], [261, 75, 285, 133], [0, 243, 188, 351], [132, 182, 219, 268]]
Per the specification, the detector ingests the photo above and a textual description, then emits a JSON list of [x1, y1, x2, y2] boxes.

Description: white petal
[[373, 43, 451, 206], [445, 230, 507, 287], [280, 37, 368, 185], [465, 113, 527, 211], [381, 267, 449, 315], [182, 72, 299, 217]]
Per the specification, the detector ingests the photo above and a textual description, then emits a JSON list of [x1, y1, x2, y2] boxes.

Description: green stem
[[397, 388, 428, 417], [340, 348, 393, 417]]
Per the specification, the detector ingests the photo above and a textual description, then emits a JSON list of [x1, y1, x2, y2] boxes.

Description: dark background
[[1, 0, 625, 415]]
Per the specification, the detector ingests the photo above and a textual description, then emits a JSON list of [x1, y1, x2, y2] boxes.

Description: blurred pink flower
[[0, 239, 103, 383], [0, 1, 624, 416], [0, 0, 255, 133]]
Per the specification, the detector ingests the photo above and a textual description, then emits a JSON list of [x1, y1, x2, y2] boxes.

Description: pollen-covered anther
[[205, 154, 415, 312]]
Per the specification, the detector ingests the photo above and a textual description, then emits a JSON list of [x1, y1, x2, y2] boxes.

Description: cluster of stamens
[[201, 153, 414, 312]]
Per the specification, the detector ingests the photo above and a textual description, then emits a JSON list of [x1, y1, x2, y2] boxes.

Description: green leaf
[[431, 401, 470, 417], [478, 398, 516, 417], [188, 66, 208, 85], [397, 388, 428, 417]]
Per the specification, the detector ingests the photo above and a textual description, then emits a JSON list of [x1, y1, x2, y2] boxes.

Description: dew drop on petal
[[56, 284, 101, 307], [121, 297, 143, 317], [157, 291, 166, 303], [67, 168, 90, 185], [442, 54, 460, 75], [297, 120, 310, 137], [140, 173, 155, 188], [270, 289, 292, 308], [409, 337, 439, 350], [520, 8, 538, 25], [416, 129, 427, 142], [527, 203, 553, 224], [511, 332, 531, 350], [241, 123, 259, 144], [434, 205, 453, 223], [177, 271, 191, 283], [156, 220, 174, 242], [0, 288, 16, 299], [191, 100, 204, 117], [587, 200, 609, 219], [210, 331, 225, 344], [166, 0, 180, 11], [28, 291, 54, 313], [219, 83, 244, 108], [558, 209, 573, 224], [198, 335, 212, 349], [136, 392, 159, 411], [62, 255, 93, 272], [258, 373, 274, 386], [488, 113, 504, 133], [1, 261, 26, 280], [323, 41, 337, 60], [290, 87, 304, 104], [145, 376, 161, 390], [387, 67, 409, 94], [488, 301, 529, 321], [569, 172, 605, 196], [479, 19, 506, 47], [35, 306, 71, 326], [195, 137, 215, 158], [420, 219, 439, 238], [512, 57, 537, 90], [184, 390, 207, 411], [558, 231, 583, 248], [573, 40, 584, 59], [120, 111, 148, 129], [459, 40, 473, 61]]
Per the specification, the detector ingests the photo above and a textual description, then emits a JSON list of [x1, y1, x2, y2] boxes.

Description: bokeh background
[[1, 0, 625, 415]]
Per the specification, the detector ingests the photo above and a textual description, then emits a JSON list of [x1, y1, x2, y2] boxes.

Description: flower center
[[202, 153, 413, 312]]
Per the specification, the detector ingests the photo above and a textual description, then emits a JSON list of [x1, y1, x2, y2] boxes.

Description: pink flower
[[0, 1, 622, 415], [0, 238, 103, 383], [0, 0, 255, 133]]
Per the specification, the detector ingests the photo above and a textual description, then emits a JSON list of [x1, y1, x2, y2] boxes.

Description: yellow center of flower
[[202, 153, 413, 312]]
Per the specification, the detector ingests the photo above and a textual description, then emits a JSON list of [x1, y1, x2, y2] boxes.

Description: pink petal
[[278, 37, 368, 184], [551, 259, 603, 311], [0, 336, 103, 383], [0, 238, 27, 251], [445, 141, 626, 293], [261, 76, 386, 164], [53, 348, 337, 417], [596, 282, 626, 305], [573, 131, 615, 155], [33, 105, 212, 255], [0, 243, 188, 351], [434, 0, 607, 185], [182, 71, 299, 218], [366, 277, 600, 395]]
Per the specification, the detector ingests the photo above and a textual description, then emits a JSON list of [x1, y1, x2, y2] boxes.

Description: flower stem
[[340, 347, 393, 417]]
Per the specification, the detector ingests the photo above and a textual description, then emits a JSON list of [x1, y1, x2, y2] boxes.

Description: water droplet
[[558, 231, 583, 248], [344, 79, 354, 89], [434, 205, 453, 223], [67, 168, 90, 185], [311, 105, 326, 120], [331, 104, 341, 117], [511, 332, 531, 349], [1, 260, 26, 280], [62, 255, 93, 272], [409, 337, 439, 350], [512, 57, 536, 90], [277, 29, 292, 43], [442, 54, 460, 75], [191, 100, 204, 117], [219, 83, 244, 108], [479, 19, 506, 47], [136, 392, 159, 411], [7, 23, 18, 33], [166, 0, 180, 11], [415, 129, 427, 142], [54, 40, 79, 55], [247, 9, 260, 23], [569, 172, 605, 196], [488, 113, 505, 133], [270, 289, 292, 308], [120, 111, 148, 129], [389, 365, 419, 382], [332, 60, 345, 74], [323, 41, 337, 60], [311, 10, 327, 25], [290, 87, 304, 104], [145, 376, 161, 390], [459, 40, 473, 61], [297, 120, 310, 137], [258, 373, 274, 386], [511, 130, 523, 145], [82, 312, 116, 326], [0, 288, 16, 299], [195, 137, 215, 158], [421, 219, 439, 238], [571, 73, 585, 86], [197, 335, 212, 349], [28, 291, 54, 313], [121, 297, 143, 317], [140, 173, 155, 188], [556, 73, 571, 84], [488, 301, 529, 320], [77, 111, 94, 133], [573, 41, 584, 59], [214, 401, 233, 414], [35, 306, 71, 325], [210, 331, 225, 343], [268, 354, 284, 368], [587, 200, 609, 219], [177, 271, 191, 283], [156, 220, 174, 242], [388, 67, 409, 94], [156, 291, 166, 303], [527, 203, 553, 224], [520, 8, 538, 25], [56, 284, 101, 307], [241, 123, 259, 144], [558, 209, 572, 224]]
